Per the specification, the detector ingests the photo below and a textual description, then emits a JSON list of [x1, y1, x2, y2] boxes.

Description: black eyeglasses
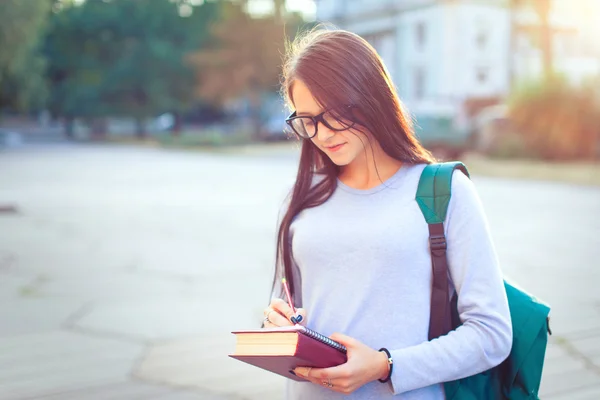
[[285, 105, 358, 139]]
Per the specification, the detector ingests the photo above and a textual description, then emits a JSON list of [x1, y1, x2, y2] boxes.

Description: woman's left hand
[[293, 333, 390, 395]]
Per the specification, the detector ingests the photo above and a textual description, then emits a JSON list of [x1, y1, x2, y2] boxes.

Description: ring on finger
[[263, 316, 277, 326], [322, 379, 333, 388], [263, 310, 280, 327], [263, 309, 272, 322]]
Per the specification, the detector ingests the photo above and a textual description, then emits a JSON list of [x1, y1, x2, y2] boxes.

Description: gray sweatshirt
[[279, 163, 512, 399]]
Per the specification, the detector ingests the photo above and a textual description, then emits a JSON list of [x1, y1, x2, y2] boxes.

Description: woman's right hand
[[263, 298, 307, 328]]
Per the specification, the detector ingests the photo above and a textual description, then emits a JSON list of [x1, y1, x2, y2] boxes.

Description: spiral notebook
[[229, 325, 348, 381]]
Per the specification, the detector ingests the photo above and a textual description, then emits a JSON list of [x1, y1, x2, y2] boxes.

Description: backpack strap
[[416, 162, 470, 341]]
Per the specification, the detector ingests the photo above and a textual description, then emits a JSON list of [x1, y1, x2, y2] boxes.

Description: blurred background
[[0, 0, 599, 399]]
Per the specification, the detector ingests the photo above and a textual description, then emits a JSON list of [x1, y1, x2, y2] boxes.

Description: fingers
[[270, 298, 297, 323], [295, 308, 307, 325], [262, 315, 279, 328], [294, 366, 323, 387], [263, 305, 292, 327], [296, 364, 346, 381], [314, 364, 347, 381], [263, 299, 307, 328], [293, 366, 313, 379], [294, 366, 347, 392], [328, 332, 356, 347]]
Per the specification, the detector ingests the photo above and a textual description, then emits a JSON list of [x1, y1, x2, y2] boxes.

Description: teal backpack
[[416, 161, 552, 400]]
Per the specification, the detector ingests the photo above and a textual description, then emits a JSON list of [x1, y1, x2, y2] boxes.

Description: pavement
[[0, 142, 599, 399]]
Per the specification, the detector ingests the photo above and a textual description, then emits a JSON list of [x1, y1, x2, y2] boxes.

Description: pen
[[282, 277, 302, 324]]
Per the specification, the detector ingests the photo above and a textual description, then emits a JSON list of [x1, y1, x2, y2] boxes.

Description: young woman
[[261, 28, 512, 399]]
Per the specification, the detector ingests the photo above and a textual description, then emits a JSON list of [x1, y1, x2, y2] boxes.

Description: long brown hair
[[273, 27, 435, 301]]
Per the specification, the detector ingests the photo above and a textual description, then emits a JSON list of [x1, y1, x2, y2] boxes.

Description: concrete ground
[[0, 142, 599, 399]]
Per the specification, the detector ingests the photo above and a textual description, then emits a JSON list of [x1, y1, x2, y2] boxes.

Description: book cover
[[230, 326, 348, 381]]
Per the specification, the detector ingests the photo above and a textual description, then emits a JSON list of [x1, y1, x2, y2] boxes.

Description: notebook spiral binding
[[300, 326, 347, 354]]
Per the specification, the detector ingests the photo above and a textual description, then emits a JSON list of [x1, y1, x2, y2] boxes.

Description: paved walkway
[[0, 143, 599, 399]]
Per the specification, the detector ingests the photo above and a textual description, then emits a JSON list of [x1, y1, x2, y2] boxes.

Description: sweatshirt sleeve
[[389, 170, 512, 394]]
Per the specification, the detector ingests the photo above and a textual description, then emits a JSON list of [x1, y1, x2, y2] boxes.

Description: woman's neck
[[338, 142, 403, 190]]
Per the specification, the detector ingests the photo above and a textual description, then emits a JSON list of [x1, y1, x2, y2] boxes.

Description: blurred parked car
[[258, 105, 291, 142], [151, 113, 175, 132], [0, 128, 23, 147], [471, 104, 513, 154], [413, 114, 471, 160]]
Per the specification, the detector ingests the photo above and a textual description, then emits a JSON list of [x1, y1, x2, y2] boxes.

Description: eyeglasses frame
[[285, 105, 358, 139]]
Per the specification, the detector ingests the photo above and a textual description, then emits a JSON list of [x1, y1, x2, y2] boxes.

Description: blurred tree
[[100, 0, 220, 137], [509, 76, 600, 160], [0, 0, 51, 113], [44, 1, 111, 138], [43, 0, 218, 138], [188, 2, 305, 138]]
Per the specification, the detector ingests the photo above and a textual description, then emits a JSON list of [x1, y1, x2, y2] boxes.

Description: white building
[[513, 0, 600, 86], [315, 0, 600, 127]]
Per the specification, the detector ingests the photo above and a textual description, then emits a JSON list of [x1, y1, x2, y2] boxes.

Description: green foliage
[[43, 0, 219, 128], [188, 4, 310, 137], [0, 0, 51, 112], [3, 0, 311, 139], [155, 130, 254, 148]]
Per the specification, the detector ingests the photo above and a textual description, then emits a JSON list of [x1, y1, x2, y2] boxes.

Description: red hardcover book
[[229, 325, 348, 381]]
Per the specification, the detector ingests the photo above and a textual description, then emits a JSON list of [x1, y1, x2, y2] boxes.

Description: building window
[[416, 22, 426, 51], [414, 66, 425, 99], [476, 67, 489, 84], [476, 30, 488, 50], [363, 31, 396, 80]]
